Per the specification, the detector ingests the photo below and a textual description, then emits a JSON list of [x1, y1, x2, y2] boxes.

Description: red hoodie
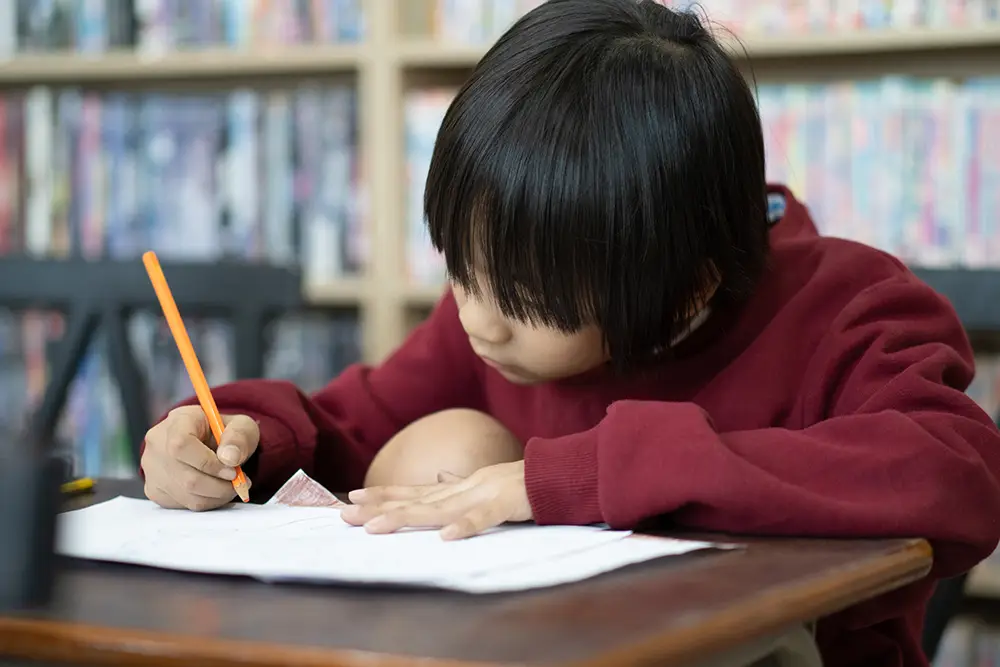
[[159, 186, 1000, 667]]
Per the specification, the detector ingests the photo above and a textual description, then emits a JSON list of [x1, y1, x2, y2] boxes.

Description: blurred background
[[0, 0, 998, 659]]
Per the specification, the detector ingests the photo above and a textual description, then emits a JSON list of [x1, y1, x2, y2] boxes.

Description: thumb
[[217, 415, 260, 466]]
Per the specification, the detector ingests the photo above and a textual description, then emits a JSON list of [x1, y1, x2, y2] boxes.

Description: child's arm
[[146, 291, 483, 498], [525, 276, 1000, 580]]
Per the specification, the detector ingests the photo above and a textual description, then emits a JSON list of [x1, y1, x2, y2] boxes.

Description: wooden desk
[[0, 479, 932, 667]]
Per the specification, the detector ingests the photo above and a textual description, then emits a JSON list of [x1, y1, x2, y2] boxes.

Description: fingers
[[167, 406, 211, 441], [341, 499, 419, 525], [361, 498, 466, 534], [143, 481, 184, 509], [345, 481, 467, 523], [141, 408, 258, 512], [172, 467, 239, 502], [164, 421, 236, 482], [144, 476, 230, 513], [441, 505, 507, 541], [345, 494, 506, 540], [348, 484, 437, 505], [218, 415, 260, 466]]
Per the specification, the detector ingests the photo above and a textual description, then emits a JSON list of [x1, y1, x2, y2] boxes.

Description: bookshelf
[[4, 6, 998, 363], [4, 25, 1000, 86], [0, 45, 363, 84]]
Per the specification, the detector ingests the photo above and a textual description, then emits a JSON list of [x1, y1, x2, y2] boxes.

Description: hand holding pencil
[[139, 251, 256, 511]]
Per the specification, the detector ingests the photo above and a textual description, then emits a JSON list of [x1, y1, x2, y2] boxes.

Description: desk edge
[[0, 539, 932, 667], [572, 537, 933, 667]]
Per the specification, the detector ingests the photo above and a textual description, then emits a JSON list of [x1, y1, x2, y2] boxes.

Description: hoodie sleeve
[[145, 291, 484, 498], [524, 275, 1000, 578]]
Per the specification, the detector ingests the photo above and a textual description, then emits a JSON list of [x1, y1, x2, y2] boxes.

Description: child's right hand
[[141, 406, 259, 511]]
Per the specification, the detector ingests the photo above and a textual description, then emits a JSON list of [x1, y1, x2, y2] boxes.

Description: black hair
[[425, 0, 769, 370]]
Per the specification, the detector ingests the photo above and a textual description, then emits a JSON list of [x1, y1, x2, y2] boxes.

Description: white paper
[[57, 495, 728, 593]]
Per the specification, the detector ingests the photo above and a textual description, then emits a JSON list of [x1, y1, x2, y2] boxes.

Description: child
[[139, 0, 1000, 664]]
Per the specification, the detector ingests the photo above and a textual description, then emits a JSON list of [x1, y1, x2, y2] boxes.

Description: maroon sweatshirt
[[160, 186, 1000, 666]]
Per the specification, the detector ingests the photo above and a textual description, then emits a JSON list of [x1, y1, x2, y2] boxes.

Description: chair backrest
[[921, 411, 999, 659]]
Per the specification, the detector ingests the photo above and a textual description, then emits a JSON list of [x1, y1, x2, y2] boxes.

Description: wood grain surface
[[0, 479, 932, 667]]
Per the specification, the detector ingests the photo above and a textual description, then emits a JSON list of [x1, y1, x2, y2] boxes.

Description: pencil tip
[[235, 484, 251, 503]]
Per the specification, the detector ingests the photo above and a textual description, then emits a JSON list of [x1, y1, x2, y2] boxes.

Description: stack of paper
[[56, 471, 729, 593]]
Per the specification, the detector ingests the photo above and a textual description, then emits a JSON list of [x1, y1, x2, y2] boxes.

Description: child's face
[[452, 283, 609, 385]]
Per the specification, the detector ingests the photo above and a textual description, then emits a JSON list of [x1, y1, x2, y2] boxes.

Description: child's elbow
[[928, 465, 1000, 578]]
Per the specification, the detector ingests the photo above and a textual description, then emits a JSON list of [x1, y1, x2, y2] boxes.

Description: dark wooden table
[[0, 479, 932, 667]]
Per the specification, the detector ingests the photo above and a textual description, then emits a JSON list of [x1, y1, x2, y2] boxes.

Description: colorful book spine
[[413, 0, 1000, 43], [404, 88, 453, 286], [755, 77, 1000, 268]]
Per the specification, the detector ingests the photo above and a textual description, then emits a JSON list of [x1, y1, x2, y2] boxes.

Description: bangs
[[423, 0, 769, 368], [426, 109, 607, 334]]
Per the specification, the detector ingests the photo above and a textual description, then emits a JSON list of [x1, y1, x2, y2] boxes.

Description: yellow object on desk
[[61, 478, 96, 496]]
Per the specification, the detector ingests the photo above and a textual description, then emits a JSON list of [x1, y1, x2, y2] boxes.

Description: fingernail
[[218, 446, 240, 466], [365, 516, 388, 532], [348, 489, 366, 503], [440, 525, 461, 540], [219, 467, 237, 481]]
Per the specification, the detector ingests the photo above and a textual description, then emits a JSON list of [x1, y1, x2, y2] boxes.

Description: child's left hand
[[342, 461, 532, 539]]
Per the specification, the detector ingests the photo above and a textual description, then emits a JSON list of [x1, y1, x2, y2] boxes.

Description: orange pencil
[[142, 251, 251, 503]]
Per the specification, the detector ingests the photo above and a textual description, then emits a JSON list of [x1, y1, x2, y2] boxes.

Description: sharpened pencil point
[[235, 484, 251, 503]]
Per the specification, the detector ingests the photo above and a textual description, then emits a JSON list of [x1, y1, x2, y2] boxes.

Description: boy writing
[[139, 1, 1000, 665]]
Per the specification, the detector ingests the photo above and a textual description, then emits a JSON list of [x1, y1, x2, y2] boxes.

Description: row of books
[[0, 85, 365, 283], [760, 77, 1000, 268], [658, 0, 1000, 34], [0, 0, 364, 58], [404, 78, 1000, 285], [408, 0, 1000, 44], [401, 0, 544, 44], [0, 309, 363, 478]]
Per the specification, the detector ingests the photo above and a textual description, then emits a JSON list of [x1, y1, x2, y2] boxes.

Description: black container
[[0, 432, 64, 613]]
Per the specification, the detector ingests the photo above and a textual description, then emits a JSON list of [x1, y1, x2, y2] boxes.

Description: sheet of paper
[[57, 492, 730, 593]]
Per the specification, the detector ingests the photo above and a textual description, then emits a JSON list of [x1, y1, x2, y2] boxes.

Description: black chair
[[0, 257, 309, 465], [921, 413, 999, 660], [922, 572, 969, 659], [0, 430, 63, 613]]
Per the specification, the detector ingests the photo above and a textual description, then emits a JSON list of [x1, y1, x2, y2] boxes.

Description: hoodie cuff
[[524, 427, 602, 525]]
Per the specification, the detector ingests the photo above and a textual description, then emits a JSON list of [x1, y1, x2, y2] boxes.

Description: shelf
[[402, 284, 445, 307], [0, 45, 363, 85], [729, 25, 1000, 58], [395, 42, 487, 68], [0, 25, 994, 85], [967, 564, 1000, 599], [396, 26, 1000, 69], [304, 279, 367, 306], [912, 269, 1000, 333]]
